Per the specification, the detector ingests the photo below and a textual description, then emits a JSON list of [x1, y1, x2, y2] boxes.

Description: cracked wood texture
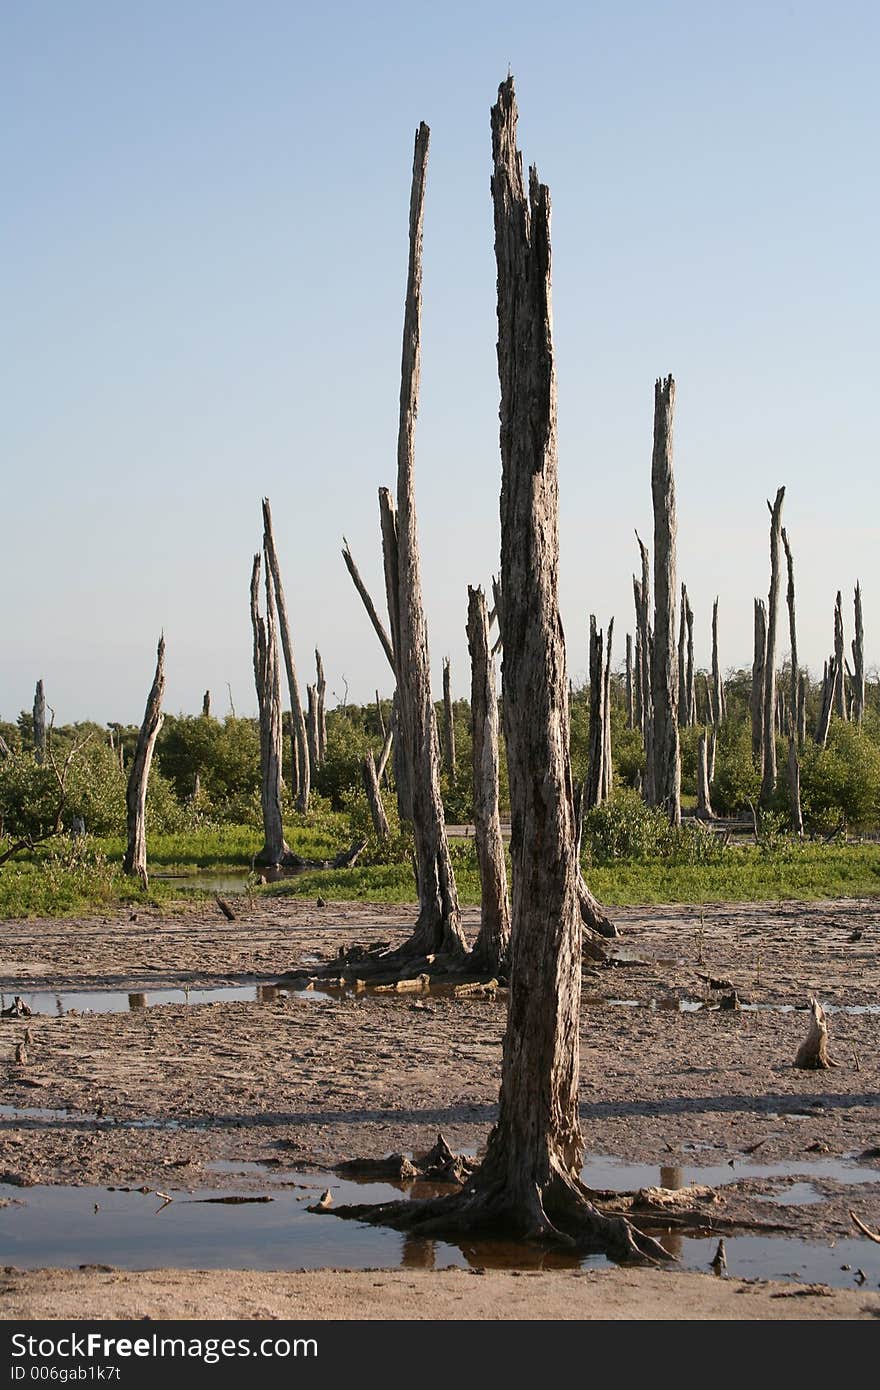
[[262, 498, 309, 813], [123, 635, 166, 883], [466, 585, 511, 976], [250, 553, 291, 866], [760, 487, 785, 806], [390, 124, 465, 957], [650, 376, 681, 825], [475, 76, 587, 1205]]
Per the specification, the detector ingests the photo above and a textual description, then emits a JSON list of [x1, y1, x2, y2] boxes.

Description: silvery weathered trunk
[[632, 592, 644, 734], [388, 123, 465, 958], [711, 597, 724, 725], [788, 722, 804, 836], [695, 731, 713, 820], [315, 650, 327, 764], [760, 487, 785, 806], [442, 657, 456, 780], [361, 750, 390, 844], [833, 591, 847, 720], [781, 528, 799, 749], [306, 684, 320, 778], [262, 498, 309, 813], [123, 636, 166, 885], [466, 585, 511, 976], [677, 590, 688, 728], [815, 655, 835, 747], [685, 592, 696, 726], [250, 554, 291, 866], [586, 615, 605, 809], [601, 618, 614, 803], [33, 680, 46, 765], [798, 671, 807, 748], [634, 541, 655, 803], [852, 583, 865, 727], [751, 598, 767, 770], [625, 633, 634, 729], [650, 376, 681, 825]]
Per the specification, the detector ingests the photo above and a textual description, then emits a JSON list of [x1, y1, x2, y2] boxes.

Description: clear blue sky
[[3, 1, 878, 723]]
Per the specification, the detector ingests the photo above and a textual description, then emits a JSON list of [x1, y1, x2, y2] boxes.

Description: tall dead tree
[[32, 681, 46, 764], [797, 671, 807, 747], [601, 618, 614, 803], [634, 539, 655, 803], [586, 615, 605, 809], [781, 528, 799, 746], [123, 635, 166, 885], [201, 690, 211, 718], [685, 591, 696, 726], [695, 731, 714, 820], [711, 598, 724, 725], [625, 633, 635, 729], [250, 554, 291, 866], [306, 685, 320, 777], [442, 657, 457, 780], [650, 376, 680, 825], [833, 591, 847, 720], [361, 750, 390, 844], [677, 590, 688, 728], [852, 583, 865, 727], [262, 498, 309, 813], [761, 487, 785, 806], [815, 655, 835, 747], [632, 585, 644, 733], [751, 599, 767, 771], [386, 122, 466, 958], [787, 716, 804, 836], [466, 585, 511, 976], [315, 650, 327, 763]]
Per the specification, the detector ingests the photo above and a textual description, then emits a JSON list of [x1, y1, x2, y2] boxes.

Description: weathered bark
[[677, 590, 688, 728], [797, 671, 807, 748], [586, 615, 604, 809], [306, 684, 320, 779], [262, 498, 309, 813], [650, 376, 680, 825], [632, 588, 644, 734], [315, 650, 327, 763], [852, 583, 865, 727], [466, 585, 511, 976], [33, 680, 46, 764], [626, 633, 635, 729], [781, 527, 800, 752], [378, 489, 413, 827], [601, 618, 614, 803], [442, 657, 457, 780], [708, 728, 717, 784], [833, 591, 847, 720], [685, 593, 696, 726], [695, 731, 714, 820], [361, 750, 390, 843], [787, 719, 803, 836], [201, 690, 211, 718], [387, 123, 465, 958], [751, 599, 767, 769], [341, 538, 396, 673], [250, 553, 291, 867], [634, 540, 655, 803], [711, 598, 724, 725], [815, 655, 835, 747], [760, 487, 785, 806], [123, 635, 166, 885]]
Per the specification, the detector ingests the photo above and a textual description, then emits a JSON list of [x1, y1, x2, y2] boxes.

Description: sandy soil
[[1, 895, 878, 1319]]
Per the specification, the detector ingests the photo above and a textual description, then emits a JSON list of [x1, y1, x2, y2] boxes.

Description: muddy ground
[[1, 895, 878, 1318]]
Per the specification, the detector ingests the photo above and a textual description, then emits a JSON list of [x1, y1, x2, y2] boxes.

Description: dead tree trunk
[[695, 731, 714, 820], [781, 527, 800, 750], [601, 618, 614, 803], [466, 585, 511, 976], [632, 589, 644, 734], [361, 750, 390, 844], [306, 685, 320, 779], [787, 719, 803, 836], [586, 615, 605, 809], [761, 487, 785, 806], [626, 633, 635, 729], [650, 376, 681, 825], [685, 592, 696, 726], [376, 691, 386, 739], [387, 123, 465, 958], [751, 598, 767, 770], [123, 635, 166, 885], [834, 591, 847, 720], [711, 597, 724, 725], [341, 539, 396, 672], [442, 657, 457, 780], [250, 554, 291, 867], [378, 489, 414, 827], [33, 681, 46, 764], [262, 498, 309, 813], [797, 671, 807, 747], [708, 727, 717, 784], [634, 540, 655, 804], [315, 650, 327, 763], [376, 703, 395, 784], [201, 690, 211, 718], [852, 582, 865, 727], [816, 656, 835, 747], [677, 590, 688, 728]]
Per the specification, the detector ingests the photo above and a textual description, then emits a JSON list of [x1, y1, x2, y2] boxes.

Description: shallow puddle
[[2, 1174, 878, 1288], [580, 1152, 880, 1193], [0, 984, 333, 1016]]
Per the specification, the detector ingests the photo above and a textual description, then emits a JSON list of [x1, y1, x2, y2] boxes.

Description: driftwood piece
[[123, 635, 166, 886], [262, 498, 309, 812], [466, 585, 511, 976], [215, 896, 236, 922], [761, 487, 785, 805], [386, 124, 465, 958], [850, 1211, 880, 1245], [650, 375, 681, 824], [794, 997, 834, 1070]]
